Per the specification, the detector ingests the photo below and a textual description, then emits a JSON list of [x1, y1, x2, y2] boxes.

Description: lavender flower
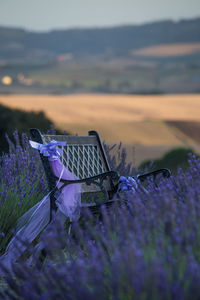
[[1, 132, 200, 299]]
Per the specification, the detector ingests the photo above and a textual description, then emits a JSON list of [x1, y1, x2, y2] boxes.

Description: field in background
[[1, 41, 200, 96], [0, 93, 200, 166], [132, 42, 200, 57]]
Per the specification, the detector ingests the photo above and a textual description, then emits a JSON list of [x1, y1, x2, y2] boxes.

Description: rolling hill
[[0, 18, 200, 61], [0, 93, 200, 166], [0, 17, 200, 94]]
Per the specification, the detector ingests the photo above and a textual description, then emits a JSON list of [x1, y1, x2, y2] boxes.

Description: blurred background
[[0, 0, 200, 171]]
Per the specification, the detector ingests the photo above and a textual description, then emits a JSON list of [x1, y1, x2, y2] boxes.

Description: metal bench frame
[[30, 128, 171, 219]]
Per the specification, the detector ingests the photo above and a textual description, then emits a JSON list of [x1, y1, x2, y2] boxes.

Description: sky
[[0, 0, 200, 32]]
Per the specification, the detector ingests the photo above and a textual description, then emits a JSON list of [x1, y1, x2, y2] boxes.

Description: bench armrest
[[137, 168, 171, 182]]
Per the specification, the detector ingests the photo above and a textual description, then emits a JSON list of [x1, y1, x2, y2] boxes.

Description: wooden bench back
[[30, 129, 114, 194]]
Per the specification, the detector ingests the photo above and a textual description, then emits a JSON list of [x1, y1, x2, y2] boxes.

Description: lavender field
[[1, 131, 200, 299]]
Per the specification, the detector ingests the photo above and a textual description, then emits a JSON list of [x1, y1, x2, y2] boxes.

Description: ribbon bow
[[117, 176, 138, 193], [29, 140, 66, 161]]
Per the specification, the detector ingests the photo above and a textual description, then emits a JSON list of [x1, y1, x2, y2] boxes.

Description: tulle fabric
[[0, 157, 81, 275], [50, 159, 81, 221]]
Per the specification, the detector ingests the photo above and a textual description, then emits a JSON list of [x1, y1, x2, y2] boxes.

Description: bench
[[30, 128, 171, 220]]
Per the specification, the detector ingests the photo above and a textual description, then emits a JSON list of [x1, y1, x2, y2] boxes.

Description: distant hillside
[[0, 18, 200, 61]]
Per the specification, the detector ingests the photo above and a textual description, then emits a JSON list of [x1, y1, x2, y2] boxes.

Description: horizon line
[[0, 15, 199, 34]]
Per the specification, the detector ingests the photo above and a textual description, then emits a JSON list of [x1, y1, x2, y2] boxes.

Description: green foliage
[[0, 181, 43, 255], [139, 147, 196, 174], [0, 130, 49, 254], [0, 103, 61, 154]]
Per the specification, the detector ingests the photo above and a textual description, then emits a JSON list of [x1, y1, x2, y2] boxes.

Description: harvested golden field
[[0, 93, 200, 165], [132, 42, 200, 57]]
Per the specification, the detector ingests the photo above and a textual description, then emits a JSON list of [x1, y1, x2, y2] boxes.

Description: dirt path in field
[[0, 93, 200, 166]]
